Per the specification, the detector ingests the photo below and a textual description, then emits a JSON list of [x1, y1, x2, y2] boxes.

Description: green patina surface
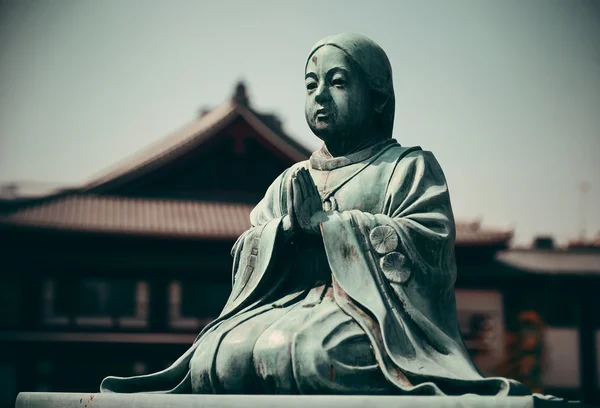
[[97, 33, 531, 397]]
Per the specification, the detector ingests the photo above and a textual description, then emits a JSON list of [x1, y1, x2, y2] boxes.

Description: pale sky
[[1, 0, 599, 246]]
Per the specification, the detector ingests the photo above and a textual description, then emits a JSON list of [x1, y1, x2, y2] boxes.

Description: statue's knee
[[213, 334, 256, 391], [190, 344, 215, 393], [253, 329, 293, 376], [292, 326, 328, 378]]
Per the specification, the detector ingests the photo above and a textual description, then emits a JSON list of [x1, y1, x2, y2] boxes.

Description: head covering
[[306, 33, 395, 138]]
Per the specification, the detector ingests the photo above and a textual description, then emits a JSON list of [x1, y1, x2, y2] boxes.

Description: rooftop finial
[[233, 81, 249, 106]]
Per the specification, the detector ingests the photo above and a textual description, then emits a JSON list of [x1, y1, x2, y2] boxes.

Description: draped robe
[[100, 140, 529, 396]]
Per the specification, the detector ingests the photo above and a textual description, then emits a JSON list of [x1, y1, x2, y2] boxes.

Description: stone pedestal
[[15, 393, 592, 408]]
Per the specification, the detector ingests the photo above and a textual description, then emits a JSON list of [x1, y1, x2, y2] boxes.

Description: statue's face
[[305, 45, 372, 142]]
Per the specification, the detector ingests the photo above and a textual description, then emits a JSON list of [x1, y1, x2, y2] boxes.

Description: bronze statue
[[100, 33, 529, 396]]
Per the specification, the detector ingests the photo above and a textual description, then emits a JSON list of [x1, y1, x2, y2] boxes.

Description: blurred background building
[[1, 83, 599, 407]]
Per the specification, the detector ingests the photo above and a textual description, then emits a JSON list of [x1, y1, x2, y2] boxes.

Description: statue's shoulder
[[379, 143, 423, 163], [274, 160, 310, 184], [384, 144, 442, 165], [292, 160, 311, 170], [282, 160, 310, 179], [381, 145, 445, 180]]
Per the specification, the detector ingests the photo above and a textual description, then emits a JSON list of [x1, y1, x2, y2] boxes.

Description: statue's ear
[[372, 91, 388, 114]]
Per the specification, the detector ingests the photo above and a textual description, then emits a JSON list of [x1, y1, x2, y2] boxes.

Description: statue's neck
[[323, 134, 385, 158]]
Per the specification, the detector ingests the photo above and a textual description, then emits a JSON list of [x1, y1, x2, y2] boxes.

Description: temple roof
[[0, 194, 513, 245], [455, 222, 513, 246], [82, 85, 311, 193], [1, 195, 251, 240], [496, 249, 600, 275]]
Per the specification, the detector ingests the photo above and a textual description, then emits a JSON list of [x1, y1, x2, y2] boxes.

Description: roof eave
[[79, 101, 312, 194]]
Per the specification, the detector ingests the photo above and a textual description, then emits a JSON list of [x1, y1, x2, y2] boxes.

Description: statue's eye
[[306, 82, 317, 91], [332, 78, 346, 87]]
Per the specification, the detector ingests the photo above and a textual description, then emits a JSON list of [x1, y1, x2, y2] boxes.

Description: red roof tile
[[1, 195, 254, 240], [1, 195, 512, 245]]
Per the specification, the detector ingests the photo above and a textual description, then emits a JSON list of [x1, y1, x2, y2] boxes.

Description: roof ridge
[[79, 94, 312, 194], [61, 194, 256, 207], [81, 100, 238, 192]]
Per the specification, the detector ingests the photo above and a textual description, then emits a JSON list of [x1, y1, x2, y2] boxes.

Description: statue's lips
[[316, 109, 331, 120]]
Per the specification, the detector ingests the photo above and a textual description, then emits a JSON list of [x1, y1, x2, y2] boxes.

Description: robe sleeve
[[332, 149, 456, 290], [320, 149, 494, 389], [220, 164, 300, 316], [321, 149, 455, 291], [100, 164, 302, 394]]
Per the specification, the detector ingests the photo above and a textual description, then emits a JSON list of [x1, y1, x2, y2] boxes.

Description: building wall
[[542, 328, 580, 388], [455, 289, 505, 376]]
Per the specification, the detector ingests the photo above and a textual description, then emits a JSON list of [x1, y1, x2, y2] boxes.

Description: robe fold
[[100, 140, 529, 396]]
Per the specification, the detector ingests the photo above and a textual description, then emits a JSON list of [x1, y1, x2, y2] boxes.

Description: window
[[118, 281, 149, 329], [42, 280, 69, 326], [74, 279, 114, 326], [0, 279, 22, 329], [169, 281, 231, 330], [42, 278, 148, 329], [541, 328, 580, 388], [455, 289, 506, 376]]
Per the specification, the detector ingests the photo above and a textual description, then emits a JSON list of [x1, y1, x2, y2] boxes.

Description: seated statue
[[100, 33, 530, 396]]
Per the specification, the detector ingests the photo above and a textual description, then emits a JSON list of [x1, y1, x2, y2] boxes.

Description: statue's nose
[[314, 83, 330, 104]]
